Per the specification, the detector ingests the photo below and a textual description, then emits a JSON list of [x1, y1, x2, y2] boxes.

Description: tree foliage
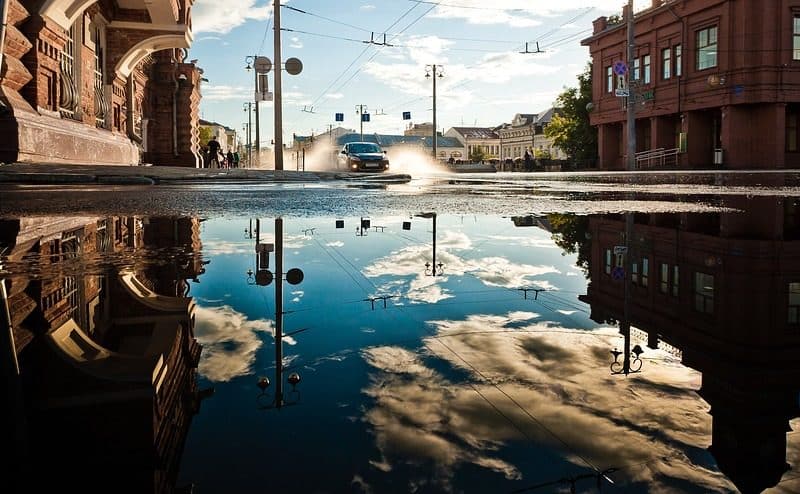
[[198, 126, 213, 147], [547, 213, 591, 277], [544, 65, 597, 163], [469, 147, 486, 162]]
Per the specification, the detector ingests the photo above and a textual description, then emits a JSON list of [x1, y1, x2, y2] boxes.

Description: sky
[[188, 0, 650, 146]]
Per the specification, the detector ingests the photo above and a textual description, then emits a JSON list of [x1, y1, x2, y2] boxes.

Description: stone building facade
[[582, 0, 800, 169], [0, 0, 201, 166]]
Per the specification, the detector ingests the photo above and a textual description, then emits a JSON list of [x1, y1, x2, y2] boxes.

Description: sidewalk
[[0, 163, 412, 185]]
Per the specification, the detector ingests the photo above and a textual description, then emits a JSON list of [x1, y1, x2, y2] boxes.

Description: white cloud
[[360, 4, 376, 10], [194, 305, 272, 382], [325, 93, 345, 100], [192, 0, 272, 34], [290, 36, 303, 49], [201, 85, 249, 101], [202, 238, 251, 255]]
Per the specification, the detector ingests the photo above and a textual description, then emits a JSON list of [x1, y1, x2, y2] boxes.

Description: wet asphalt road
[[3, 169, 800, 218]]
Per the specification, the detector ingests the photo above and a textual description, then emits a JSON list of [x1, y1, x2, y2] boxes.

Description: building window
[[675, 44, 682, 76], [794, 16, 800, 60], [633, 58, 641, 81], [672, 265, 679, 297], [631, 262, 639, 284], [606, 66, 613, 92], [605, 249, 612, 274], [787, 106, 799, 152], [789, 282, 800, 323], [659, 263, 669, 293], [641, 257, 649, 287], [643, 54, 651, 84], [696, 26, 718, 70], [59, 21, 79, 118], [662, 48, 671, 79], [694, 272, 714, 314]]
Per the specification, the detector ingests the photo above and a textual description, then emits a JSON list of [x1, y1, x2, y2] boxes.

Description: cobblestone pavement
[[0, 162, 412, 185]]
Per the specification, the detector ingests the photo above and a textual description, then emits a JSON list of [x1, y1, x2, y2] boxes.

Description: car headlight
[[351, 163, 358, 169]]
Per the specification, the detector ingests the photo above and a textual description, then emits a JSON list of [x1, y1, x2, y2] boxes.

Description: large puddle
[[2, 177, 799, 493]]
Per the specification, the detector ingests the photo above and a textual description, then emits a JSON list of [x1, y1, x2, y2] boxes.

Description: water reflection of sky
[[178, 214, 793, 493]]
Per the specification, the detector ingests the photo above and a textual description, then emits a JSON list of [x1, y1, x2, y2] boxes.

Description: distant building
[[336, 133, 463, 161], [581, 0, 800, 169], [199, 119, 237, 152], [496, 110, 566, 162], [0, 0, 201, 167], [404, 122, 435, 137], [445, 127, 500, 161]]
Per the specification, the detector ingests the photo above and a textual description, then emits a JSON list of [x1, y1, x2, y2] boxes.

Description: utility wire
[[256, 2, 274, 55]]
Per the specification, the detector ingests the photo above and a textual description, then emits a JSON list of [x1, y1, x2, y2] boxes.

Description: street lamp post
[[425, 64, 444, 162], [355, 104, 368, 141], [414, 212, 443, 276], [243, 102, 253, 167], [245, 217, 305, 409], [245, 56, 261, 167]]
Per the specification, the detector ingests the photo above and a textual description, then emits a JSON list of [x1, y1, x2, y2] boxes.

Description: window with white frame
[[643, 54, 651, 84], [675, 44, 682, 76], [606, 66, 613, 92], [794, 16, 800, 60], [662, 48, 671, 79], [696, 26, 718, 70]]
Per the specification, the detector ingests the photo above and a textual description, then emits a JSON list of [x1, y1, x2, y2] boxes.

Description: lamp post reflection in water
[[245, 218, 305, 409], [414, 212, 444, 276]]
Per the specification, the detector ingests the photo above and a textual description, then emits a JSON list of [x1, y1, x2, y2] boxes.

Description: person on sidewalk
[[524, 149, 533, 172], [227, 150, 235, 169], [207, 137, 221, 168]]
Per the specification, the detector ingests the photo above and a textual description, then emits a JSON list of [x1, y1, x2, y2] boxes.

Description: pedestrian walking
[[227, 150, 235, 169], [524, 149, 533, 172], [207, 136, 221, 168]]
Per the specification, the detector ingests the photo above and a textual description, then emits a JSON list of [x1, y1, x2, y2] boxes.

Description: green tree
[[469, 147, 486, 162], [198, 126, 213, 147], [544, 64, 597, 163], [547, 213, 591, 277]]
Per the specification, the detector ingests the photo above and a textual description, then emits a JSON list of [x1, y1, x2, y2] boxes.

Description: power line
[[407, 0, 536, 11], [282, 4, 371, 33], [256, 2, 274, 55], [307, 1, 424, 109]]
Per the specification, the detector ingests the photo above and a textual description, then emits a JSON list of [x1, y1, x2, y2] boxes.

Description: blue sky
[[188, 1, 647, 145]]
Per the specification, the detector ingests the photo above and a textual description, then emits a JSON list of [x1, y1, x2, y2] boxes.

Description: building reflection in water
[[579, 197, 800, 494], [0, 216, 211, 493]]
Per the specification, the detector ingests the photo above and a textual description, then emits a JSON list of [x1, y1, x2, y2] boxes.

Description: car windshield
[[348, 143, 382, 154]]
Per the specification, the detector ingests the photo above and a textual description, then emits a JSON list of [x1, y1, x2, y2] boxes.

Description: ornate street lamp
[[610, 344, 644, 375]]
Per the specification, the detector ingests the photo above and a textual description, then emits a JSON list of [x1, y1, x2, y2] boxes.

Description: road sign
[[613, 61, 628, 75], [285, 57, 303, 75], [402, 111, 411, 120], [335, 113, 344, 122], [611, 266, 625, 281], [613, 245, 628, 255], [615, 88, 629, 97], [256, 91, 273, 102], [361, 113, 370, 122], [254, 56, 272, 73]]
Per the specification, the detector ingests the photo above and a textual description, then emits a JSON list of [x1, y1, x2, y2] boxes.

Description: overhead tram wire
[[256, 4, 274, 55], [307, 1, 425, 110]]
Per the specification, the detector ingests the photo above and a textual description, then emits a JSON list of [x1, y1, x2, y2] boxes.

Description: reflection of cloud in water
[[363, 236, 561, 303], [361, 312, 735, 492], [326, 241, 344, 247], [463, 257, 559, 288], [194, 305, 272, 382], [202, 239, 251, 255], [487, 235, 559, 249]]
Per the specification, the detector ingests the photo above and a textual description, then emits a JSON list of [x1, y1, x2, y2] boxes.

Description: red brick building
[[0, 0, 202, 166], [582, 0, 800, 169], [581, 199, 800, 492]]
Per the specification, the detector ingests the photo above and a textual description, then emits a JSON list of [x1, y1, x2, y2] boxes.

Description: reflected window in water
[[694, 272, 715, 314], [788, 282, 800, 324]]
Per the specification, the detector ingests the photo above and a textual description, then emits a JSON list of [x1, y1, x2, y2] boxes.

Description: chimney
[[593, 16, 608, 34], [622, 3, 631, 21]]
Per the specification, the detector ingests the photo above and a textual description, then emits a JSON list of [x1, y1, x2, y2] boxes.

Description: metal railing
[[634, 147, 680, 169]]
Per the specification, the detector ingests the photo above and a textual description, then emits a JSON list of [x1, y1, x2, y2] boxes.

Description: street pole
[[426, 65, 444, 161], [254, 65, 260, 167], [356, 105, 367, 141], [626, 0, 636, 172], [622, 0, 636, 373], [274, 217, 284, 405], [274, 1, 284, 171]]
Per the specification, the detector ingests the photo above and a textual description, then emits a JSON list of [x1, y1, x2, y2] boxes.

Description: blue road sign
[[611, 266, 625, 281], [361, 113, 370, 122], [335, 112, 344, 122], [402, 111, 411, 120], [613, 61, 627, 76]]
